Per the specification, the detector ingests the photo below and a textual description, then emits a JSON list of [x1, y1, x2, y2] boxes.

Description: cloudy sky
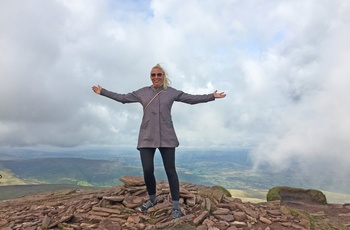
[[1, 1, 349, 177]]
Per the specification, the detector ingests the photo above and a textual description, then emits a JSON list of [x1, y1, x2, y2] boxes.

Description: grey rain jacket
[[100, 86, 215, 149]]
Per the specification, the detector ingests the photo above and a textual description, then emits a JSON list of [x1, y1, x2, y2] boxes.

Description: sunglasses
[[151, 73, 163, 77]]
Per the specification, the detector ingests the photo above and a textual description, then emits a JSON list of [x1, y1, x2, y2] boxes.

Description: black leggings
[[139, 147, 179, 201]]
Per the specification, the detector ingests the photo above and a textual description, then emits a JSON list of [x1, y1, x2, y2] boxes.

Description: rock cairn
[[0, 176, 349, 229]]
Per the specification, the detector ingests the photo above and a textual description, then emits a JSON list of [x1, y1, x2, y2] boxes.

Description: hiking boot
[[138, 200, 157, 212], [172, 209, 182, 219]]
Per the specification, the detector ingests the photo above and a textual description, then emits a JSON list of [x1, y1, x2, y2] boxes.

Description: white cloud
[[0, 0, 349, 184], [248, 1, 350, 183]]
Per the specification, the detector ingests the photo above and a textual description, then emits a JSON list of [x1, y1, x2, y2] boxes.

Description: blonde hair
[[151, 63, 171, 90]]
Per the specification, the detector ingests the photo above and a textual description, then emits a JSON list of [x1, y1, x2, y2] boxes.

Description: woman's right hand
[[92, 85, 102, 94]]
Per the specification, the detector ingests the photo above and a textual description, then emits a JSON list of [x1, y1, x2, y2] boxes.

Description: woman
[[92, 64, 226, 219]]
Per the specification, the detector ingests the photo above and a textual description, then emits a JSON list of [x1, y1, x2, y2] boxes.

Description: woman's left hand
[[213, 90, 226, 99]]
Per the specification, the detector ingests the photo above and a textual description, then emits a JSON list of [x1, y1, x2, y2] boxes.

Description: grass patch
[[322, 191, 350, 204], [228, 189, 266, 203], [0, 168, 27, 185]]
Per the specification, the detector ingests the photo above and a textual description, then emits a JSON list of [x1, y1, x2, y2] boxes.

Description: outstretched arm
[[92, 85, 141, 104], [92, 85, 102, 94], [175, 89, 226, 104], [213, 90, 226, 99]]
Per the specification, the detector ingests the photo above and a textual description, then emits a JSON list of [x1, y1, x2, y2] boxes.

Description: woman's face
[[150, 68, 164, 88]]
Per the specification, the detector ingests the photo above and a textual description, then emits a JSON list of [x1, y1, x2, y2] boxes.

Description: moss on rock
[[199, 185, 231, 202], [267, 186, 327, 205], [211, 185, 232, 197]]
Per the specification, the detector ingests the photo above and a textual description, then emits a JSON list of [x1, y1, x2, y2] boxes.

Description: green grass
[[228, 189, 266, 203], [0, 168, 27, 185]]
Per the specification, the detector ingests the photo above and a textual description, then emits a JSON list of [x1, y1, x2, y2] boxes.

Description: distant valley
[[1, 147, 349, 203]]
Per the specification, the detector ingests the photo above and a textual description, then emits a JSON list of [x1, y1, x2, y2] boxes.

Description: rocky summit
[[0, 176, 350, 230]]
